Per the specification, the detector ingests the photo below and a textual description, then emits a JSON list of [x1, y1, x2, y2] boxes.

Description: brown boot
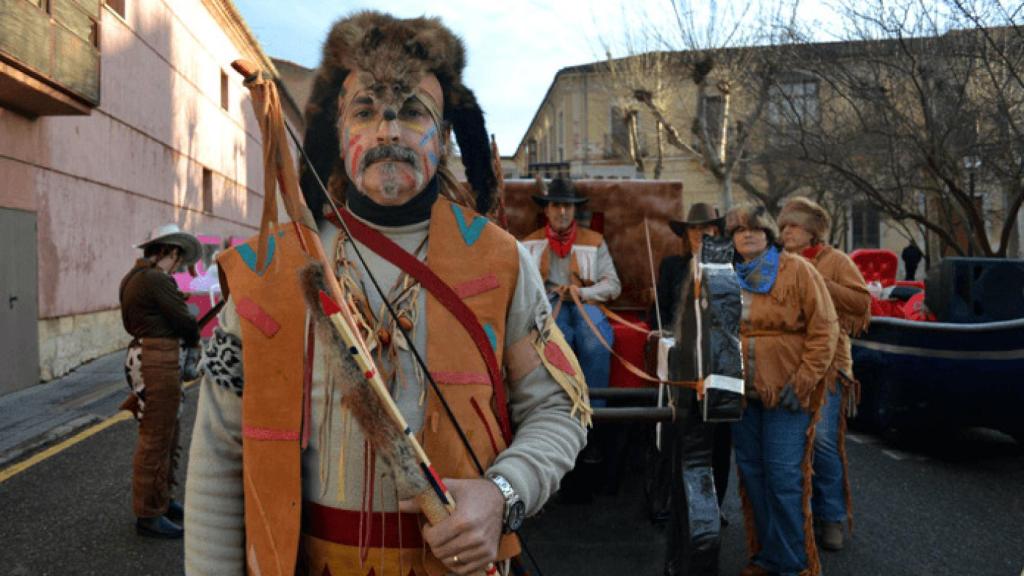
[[820, 521, 844, 551]]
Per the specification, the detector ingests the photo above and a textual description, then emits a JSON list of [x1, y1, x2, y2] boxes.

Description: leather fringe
[[840, 313, 871, 338], [802, 384, 826, 576], [839, 385, 855, 535]]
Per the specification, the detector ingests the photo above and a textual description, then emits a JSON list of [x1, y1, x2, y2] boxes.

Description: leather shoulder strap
[[334, 208, 513, 443]]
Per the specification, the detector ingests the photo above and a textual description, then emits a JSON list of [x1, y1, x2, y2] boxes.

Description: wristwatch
[[488, 474, 525, 533]]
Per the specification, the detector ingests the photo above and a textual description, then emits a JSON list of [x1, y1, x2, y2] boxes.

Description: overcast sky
[[233, 1, 839, 154]]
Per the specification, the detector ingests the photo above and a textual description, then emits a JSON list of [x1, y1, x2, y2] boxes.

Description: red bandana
[[546, 222, 577, 258], [802, 244, 824, 261]]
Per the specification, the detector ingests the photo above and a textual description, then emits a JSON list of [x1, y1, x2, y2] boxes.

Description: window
[[768, 79, 819, 130], [106, 0, 126, 19], [202, 168, 214, 214], [220, 70, 229, 111], [851, 202, 880, 249], [527, 139, 538, 166], [558, 110, 564, 162], [610, 106, 629, 157]]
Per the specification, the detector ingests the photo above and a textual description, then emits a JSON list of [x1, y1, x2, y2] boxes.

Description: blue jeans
[[732, 401, 812, 576], [553, 298, 614, 406], [813, 385, 846, 523]]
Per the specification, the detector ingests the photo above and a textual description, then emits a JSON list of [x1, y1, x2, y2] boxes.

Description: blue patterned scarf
[[735, 245, 780, 294]]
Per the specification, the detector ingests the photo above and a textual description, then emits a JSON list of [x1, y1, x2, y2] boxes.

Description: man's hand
[[181, 346, 203, 382], [399, 478, 504, 575], [567, 285, 581, 301], [554, 284, 580, 302]]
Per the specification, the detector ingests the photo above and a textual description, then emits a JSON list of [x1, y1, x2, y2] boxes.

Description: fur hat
[[300, 11, 496, 218], [725, 204, 780, 245], [778, 196, 831, 243]]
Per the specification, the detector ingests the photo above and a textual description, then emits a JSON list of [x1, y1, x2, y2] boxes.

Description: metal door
[[0, 208, 39, 395]]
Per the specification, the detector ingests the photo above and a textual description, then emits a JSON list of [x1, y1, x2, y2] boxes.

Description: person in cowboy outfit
[[521, 178, 622, 401], [778, 197, 870, 553], [184, 11, 589, 576], [119, 223, 203, 538], [725, 205, 838, 576], [520, 179, 620, 502]]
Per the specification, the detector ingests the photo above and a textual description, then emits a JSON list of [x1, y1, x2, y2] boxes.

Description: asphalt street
[[0, 379, 1022, 576]]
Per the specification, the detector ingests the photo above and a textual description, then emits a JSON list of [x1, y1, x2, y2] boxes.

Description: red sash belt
[[303, 501, 423, 548]]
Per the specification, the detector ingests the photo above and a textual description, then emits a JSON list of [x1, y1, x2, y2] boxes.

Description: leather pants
[[128, 338, 183, 518]]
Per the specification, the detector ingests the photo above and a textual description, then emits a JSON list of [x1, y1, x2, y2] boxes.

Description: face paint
[[338, 70, 444, 206], [418, 125, 438, 148]]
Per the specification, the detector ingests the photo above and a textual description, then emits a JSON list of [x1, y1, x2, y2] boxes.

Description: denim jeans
[[732, 401, 812, 576], [553, 298, 614, 406], [813, 385, 846, 523]]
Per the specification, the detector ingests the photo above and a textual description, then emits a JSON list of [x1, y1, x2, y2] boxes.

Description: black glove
[[182, 346, 203, 382], [778, 384, 801, 412]]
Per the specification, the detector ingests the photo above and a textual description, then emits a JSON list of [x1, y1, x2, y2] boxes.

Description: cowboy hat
[[531, 177, 588, 206], [668, 202, 725, 237], [135, 223, 202, 266]]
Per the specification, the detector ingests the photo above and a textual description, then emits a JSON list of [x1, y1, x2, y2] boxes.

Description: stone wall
[[37, 308, 129, 381]]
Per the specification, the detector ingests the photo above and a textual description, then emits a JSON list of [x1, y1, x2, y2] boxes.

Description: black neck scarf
[[345, 177, 439, 227]]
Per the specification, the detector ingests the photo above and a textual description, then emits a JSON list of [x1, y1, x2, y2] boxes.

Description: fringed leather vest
[[218, 198, 522, 575]]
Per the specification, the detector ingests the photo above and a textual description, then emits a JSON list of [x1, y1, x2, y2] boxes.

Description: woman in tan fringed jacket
[[726, 205, 838, 576], [779, 197, 871, 553]]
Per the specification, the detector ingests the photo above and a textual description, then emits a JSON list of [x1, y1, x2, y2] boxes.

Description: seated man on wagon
[[522, 178, 622, 401]]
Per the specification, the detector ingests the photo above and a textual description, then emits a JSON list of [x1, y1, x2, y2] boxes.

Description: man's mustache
[[360, 145, 420, 171]]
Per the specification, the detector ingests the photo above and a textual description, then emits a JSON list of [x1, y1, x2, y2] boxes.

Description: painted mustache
[[360, 145, 420, 171]]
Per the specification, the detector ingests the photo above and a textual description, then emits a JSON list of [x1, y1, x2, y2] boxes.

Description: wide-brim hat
[[531, 177, 588, 206], [135, 223, 201, 265], [668, 202, 725, 237]]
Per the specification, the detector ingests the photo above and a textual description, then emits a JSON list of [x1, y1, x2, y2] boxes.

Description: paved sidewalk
[[0, 350, 128, 467]]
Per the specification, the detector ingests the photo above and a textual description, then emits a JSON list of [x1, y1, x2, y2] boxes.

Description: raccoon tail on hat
[[446, 83, 496, 215]]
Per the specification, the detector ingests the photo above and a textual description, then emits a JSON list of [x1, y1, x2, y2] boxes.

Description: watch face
[[506, 500, 526, 532]]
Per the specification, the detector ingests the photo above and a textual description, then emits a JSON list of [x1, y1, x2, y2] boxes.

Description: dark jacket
[[119, 259, 200, 347], [649, 254, 694, 331]]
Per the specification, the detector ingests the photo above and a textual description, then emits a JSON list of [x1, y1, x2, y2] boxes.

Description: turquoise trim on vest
[[483, 323, 498, 351], [237, 235, 277, 276], [451, 203, 487, 246]]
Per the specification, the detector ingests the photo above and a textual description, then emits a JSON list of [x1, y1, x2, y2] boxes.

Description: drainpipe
[[583, 73, 589, 173]]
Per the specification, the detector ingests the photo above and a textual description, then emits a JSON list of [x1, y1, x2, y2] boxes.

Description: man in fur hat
[[185, 11, 588, 576], [521, 178, 621, 401], [779, 197, 871, 553]]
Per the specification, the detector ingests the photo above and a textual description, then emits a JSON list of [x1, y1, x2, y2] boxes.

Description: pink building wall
[[0, 0, 291, 380]]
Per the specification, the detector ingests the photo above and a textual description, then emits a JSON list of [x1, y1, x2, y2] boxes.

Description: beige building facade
[[513, 57, 1024, 269], [0, 0, 299, 392]]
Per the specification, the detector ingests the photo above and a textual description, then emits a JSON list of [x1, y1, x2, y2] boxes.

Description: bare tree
[[601, 0, 806, 210], [778, 0, 1024, 257]]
